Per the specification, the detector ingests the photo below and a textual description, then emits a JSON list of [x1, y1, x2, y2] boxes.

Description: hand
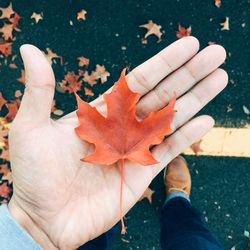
[[8, 37, 227, 249]]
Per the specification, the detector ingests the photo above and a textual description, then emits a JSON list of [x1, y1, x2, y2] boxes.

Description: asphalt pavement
[[0, 0, 249, 249]]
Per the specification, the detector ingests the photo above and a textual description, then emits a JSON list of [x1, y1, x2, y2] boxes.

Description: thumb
[[13, 44, 55, 126]]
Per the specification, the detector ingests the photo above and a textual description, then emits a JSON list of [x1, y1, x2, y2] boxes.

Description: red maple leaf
[[176, 24, 192, 39], [74, 68, 176, 233]]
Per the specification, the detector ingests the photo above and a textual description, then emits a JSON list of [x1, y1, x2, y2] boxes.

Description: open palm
[[8, 37, 228, 250]]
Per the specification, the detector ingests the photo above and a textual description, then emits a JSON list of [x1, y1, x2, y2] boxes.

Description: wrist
[[8, 197, 58, 250]]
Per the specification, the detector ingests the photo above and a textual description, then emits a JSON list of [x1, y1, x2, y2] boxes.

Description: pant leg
[[160, 196, 224, 250], [77, 224, 119, 250]]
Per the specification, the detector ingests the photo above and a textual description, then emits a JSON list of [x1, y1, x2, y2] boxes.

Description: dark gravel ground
[[0, 0, 249, 249]]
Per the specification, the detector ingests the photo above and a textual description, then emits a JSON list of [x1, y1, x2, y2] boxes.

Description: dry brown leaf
[[214, 0, 221, 8], [9, 12, 21, 30], [83, 71, 97, 86], [77, 9, 87, 21], [0, 42, 12, 56], [17, 69, 25, 84], [14, 90, 22, 98], [44, 48, 63, 65], [77, 56, 89, 67], [2, 171, 13, 184], [0, 3, 15, 19], [0, 125, 8, 147], [0, 92, 7, 111], [220, 17, 229, 30], [208, 41, 216, 46], [5, 99, 20, 122], [94, 64, 110, 83], [139, 20, 162, 43], [190, 140, 203, 154], [0, 23, 14, 40], [0, 146, 9, 162], [176, 24, 192, 39], [31, 12, 43, 23], [84, 87, 94, 97], [0, 182, 11, 198], [60, 71, 83, 93], [53, 109, 64, 116], [139, 187, 155, 204], [9, 63, 17, 69], [0, 164, 9, 176]]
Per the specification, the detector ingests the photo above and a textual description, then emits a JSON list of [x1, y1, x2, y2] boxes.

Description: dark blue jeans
[[78, 197, 223, 250]]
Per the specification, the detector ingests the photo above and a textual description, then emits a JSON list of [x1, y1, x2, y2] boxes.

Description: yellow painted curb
[[183, 127, 250, 157]]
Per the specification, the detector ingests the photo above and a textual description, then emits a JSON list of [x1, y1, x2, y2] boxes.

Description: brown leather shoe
[[163, 156, 191, 197]]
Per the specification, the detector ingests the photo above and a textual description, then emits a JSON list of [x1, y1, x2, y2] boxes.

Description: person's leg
[[160, 156, 224, 250], [77, 224, 119, 250]]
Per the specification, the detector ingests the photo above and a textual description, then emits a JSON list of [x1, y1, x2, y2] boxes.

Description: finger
[[151, 115, 214, 176], [125, 36, 199, 94], [89, 36, 199, 114], [137, 45, 226, 117], [171, 68, 228, 131], [13, 44, 55, 126]]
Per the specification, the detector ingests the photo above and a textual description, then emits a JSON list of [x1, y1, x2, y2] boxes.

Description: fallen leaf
[[139, 20, 163, 42], [14, 90, 22, 98], [139, 187, 155, 204], [83, 71, 97, 86], [31, 12, 43, 23], [244, 230, 250, 238], [176, 24, 192, 39], [0, 92, 7, 111], [0, 146, 9, 161], [121, 238, 130, 243], [44, 48, 63, 65], [208, 41, 216, 46], [9, 63, 17, 69], [0, 23, 14, 40], [60, 71, 83, 93], [214, 0, 221, 8], [243, 105, 250, 115], [220, 17, 229, 30], [75, 68, 176, 233], [0, 124, 8, 147], [0, 182, 11, 198], [2, 171, 12, 184], [94, 64, 110, 83], [17, 69, 25, 84], [77, 56, 89, 67], [0, 164, 9, 176], [227, 104, 232, 112], [9, 12, 21, 31], [5, 99, 20, 121], [77, 9, 87, 21], [0, 42, 12, 56], [190, 140, 203, 154], [53, 109, 64, 116], [84, 87, 94, 97], [0, 3, 15, 19]]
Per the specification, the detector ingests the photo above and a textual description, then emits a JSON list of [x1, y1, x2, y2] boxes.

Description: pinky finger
[[151, 115, 214, 177]]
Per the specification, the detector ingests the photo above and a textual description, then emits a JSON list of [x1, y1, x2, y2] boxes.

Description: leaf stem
[[119, 158, 126, 234]]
